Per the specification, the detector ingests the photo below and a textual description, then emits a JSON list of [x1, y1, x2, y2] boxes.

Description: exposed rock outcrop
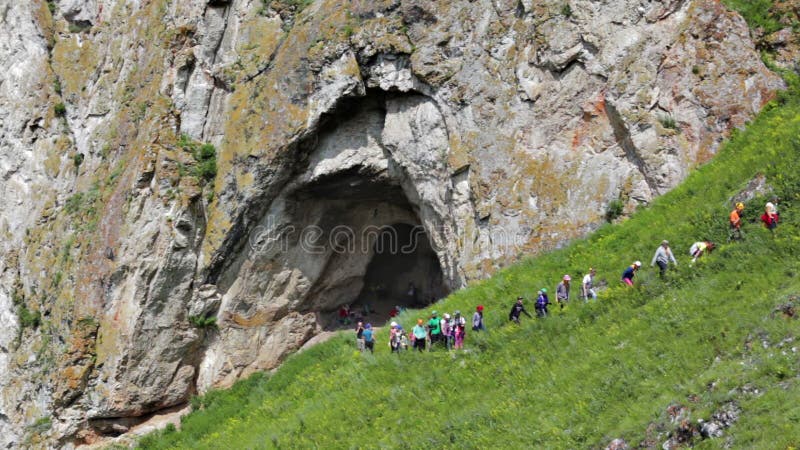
[[0, 0, 786, 446]]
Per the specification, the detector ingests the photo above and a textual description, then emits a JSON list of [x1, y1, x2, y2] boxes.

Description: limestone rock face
[[0, 0, 785, 446]]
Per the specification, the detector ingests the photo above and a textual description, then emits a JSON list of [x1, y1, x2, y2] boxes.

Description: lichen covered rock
[[0, 0, 786, 446]]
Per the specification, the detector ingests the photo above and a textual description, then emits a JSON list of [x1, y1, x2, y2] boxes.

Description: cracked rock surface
[[0, 0, 785, 446]]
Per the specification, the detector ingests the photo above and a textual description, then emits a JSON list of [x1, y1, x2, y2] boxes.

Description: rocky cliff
[[0, 0, 785, 446]]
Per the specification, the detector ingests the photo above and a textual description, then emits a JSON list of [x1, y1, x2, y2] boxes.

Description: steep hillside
[[0, 0, 793, 446], [133, 74, 800, 448]]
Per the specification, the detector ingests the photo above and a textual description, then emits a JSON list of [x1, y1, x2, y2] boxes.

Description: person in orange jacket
[[729, 202, 744, 241]]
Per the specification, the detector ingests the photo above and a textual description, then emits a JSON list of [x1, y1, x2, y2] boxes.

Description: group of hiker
[[510, 270, 597, 320], [354, 199, 781, 350], [355, 306, 486, 353], [730, 200, 779, 241]]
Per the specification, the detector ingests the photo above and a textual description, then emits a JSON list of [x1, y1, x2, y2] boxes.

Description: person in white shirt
[[582, 267, 597, 302]]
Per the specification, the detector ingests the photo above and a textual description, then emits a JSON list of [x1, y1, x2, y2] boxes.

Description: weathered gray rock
[[0, 0, 786, 446]]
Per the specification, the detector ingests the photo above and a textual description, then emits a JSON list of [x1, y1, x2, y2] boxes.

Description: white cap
[[390, 321, 397, 327], [634, 261, 642, 267]]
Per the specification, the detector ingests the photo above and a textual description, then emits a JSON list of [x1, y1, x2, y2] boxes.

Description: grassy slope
[[138, 4, 800, 446], [135, 84, 800, 449]]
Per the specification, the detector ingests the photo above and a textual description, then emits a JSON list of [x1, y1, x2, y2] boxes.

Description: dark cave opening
[[291, 174, 448, 329], [354, 222, 445, 316], [267, 91, 453, 329], [294, 179, 449, 329]]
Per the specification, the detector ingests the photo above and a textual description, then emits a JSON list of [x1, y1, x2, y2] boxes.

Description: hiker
[[621, 261, 641, 286], [363, 323, 375, 354], [761, 202, 779, 231], [355, 321, 365, 352], [389, 322, 403, 353], [729, 202, 744, 241], [472, 305, 485, 331], [689, 241, 715, 263], [509, 297, 532, 324], [453, 311, 466, 349], [441, 313, 453, 350], [650, 240, 677, 279], [582, 268, 597, 302], [535, 288, 550, 317], [338, 304, 351, 325], [398, 326, 409, 351], [556, 275, 571, 309], [412, 319, 427, 351], [427, 311, 442, 347]]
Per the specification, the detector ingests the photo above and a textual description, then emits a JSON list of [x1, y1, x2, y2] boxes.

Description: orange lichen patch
[[228, 310, 270, 328], [53, 318, 99, 404], [61, 364, 92, 390]]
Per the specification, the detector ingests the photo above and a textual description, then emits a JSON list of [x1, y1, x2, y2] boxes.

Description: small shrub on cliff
[[188, 315, 218, 329], [72, 153, 84, 168], [54, 102, 66, 117], [18, 305, 41, 329], [64, 193, 84, 214], [658, 113, 678, 130], [605, 198, 624, 222], [178, 135, 217, 184]]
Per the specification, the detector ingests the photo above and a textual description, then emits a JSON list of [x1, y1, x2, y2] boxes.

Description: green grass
[[722, 0, 785, 35], [138, 82, 800, 450], [177, 135, 217, 185]]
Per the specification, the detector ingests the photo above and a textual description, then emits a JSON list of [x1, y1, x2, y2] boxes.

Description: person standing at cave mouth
[[355, 321, 365, 352], [412, 319, 427, 352], [363, 323, 375, 354], [428, 311, 442, 349], [441, 313, 453, 350], [453, 311, 466, 349]]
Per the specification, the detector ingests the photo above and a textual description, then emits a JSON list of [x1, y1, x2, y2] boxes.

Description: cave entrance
[[353, 223, 444, 320], [293, 177, 449, 330], [283, 93, 450, 329]]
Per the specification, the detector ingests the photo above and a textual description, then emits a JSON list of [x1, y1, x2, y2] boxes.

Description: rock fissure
[[604, 98, 660, 197]]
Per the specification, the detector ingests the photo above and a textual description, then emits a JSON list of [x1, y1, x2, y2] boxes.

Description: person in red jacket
[[761, 201, 779, 231]]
